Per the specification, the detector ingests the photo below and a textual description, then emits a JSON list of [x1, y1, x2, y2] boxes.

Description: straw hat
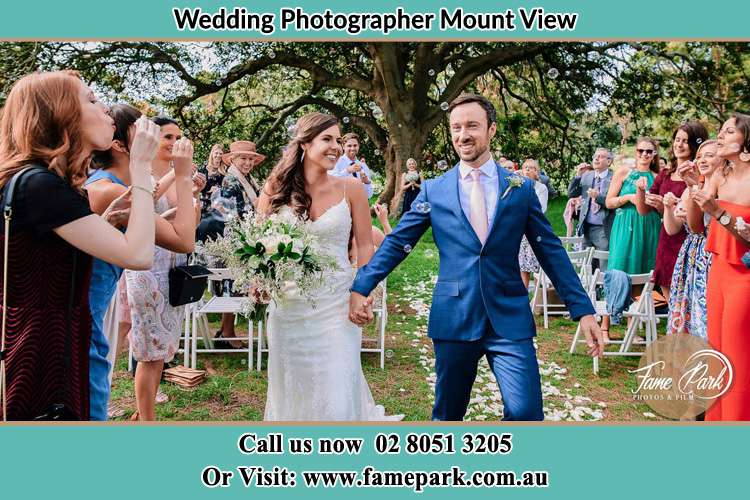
[[221, 140, 266, 167]]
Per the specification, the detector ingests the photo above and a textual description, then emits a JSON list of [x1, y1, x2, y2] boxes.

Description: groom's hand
[[349, 292, 374, 326], [579, 315, 605, 358]]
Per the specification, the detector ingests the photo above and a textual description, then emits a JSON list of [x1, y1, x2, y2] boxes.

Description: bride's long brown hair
[[264, 112, 339, 218], [0, 70, 91, 190]]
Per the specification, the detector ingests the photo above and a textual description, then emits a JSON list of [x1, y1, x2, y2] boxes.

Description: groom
[[349, 93, 604, 421]]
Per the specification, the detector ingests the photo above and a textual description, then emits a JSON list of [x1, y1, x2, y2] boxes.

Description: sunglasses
[[636, 149, 655, 156]]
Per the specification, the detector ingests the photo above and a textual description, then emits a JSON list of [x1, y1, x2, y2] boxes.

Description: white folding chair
[[362, 279, 388, 369], [531, 247, 593, 329], [559, 236, 586, 251], [188, 268, 257, 372], [569, 269, 657, 373], [590, 249, 609, 274]]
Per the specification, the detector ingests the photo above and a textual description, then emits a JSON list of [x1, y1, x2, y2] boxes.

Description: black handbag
[[168, 264, 211, 307], [2, 166, 79, 421]]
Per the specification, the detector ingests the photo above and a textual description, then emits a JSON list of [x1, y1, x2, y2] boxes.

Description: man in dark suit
[[568, 148, 614, 267]]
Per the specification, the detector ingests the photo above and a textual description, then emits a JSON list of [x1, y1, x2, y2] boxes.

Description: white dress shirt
[[458, 157, 499, 231], [533, 181, 549, 213], [329, 155, 374, 198]]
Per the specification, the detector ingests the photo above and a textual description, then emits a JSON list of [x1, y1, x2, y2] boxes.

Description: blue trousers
[[432, 328, 543, 421]]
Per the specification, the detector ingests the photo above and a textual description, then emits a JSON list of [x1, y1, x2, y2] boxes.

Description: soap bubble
[[428, 69, 436, 77], [385, 350, 394, 359], [342, 116, 350, 124], [437, 160, 449, 170], [440, 102, 449, 111], [269, 51, 276, 59], [404, 244, 413, 253], [547, 68, 559, 79], [368, 101, 377, 109]]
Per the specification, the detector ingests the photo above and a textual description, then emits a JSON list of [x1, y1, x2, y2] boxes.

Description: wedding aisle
[[108, 200, 661, 421]]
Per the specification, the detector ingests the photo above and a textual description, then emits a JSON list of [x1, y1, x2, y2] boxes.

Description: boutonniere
[[501, 175, 524, 199]]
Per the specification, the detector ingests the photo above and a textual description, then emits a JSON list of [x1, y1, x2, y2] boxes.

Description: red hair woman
[[0, 71, 158, 420]]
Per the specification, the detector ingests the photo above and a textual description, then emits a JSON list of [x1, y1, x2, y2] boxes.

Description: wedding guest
[[665, 140, 721, 337], [0, 70, 156, 420], [198, 144, 226, 217], [220, 140, 265, 218], [214, 140, 266, 349], [400, 158, 423, 214], [518, 159, 548, 289], [690, 113, 750, 421], [568, 148, 615, 263], [635, 122, 708, 301], [606, 138, 661, 274], [659, 156, 669, 171], [85, 104, 197, 420], [124, 116, 196, 422], [330, 133, 373, 197]]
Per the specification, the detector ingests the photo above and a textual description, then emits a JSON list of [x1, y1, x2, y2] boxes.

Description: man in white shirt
[[329, 132, 373, 198]]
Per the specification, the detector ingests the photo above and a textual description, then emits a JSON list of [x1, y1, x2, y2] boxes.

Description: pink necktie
[[469, 169, 488, 243]]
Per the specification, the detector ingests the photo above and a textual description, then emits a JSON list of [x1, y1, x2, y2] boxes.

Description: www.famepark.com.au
[[202, 464, 550, 492]]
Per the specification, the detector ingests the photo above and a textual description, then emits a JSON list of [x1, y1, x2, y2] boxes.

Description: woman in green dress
[[606, 137, 662, 274]]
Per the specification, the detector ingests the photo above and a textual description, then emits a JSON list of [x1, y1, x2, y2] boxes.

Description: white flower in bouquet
[[198, 211, 339, 320], [405, 171, 420, 183]]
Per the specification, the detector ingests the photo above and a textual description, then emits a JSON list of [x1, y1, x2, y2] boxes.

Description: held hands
[[172, 137, 194, 179], [349, 292, 374, 326]]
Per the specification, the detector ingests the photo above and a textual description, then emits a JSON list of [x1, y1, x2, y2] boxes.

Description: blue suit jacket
[[351, 163, 595, 341]]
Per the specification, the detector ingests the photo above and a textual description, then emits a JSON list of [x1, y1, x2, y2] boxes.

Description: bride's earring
[[740, 149, 750, 162], [300, 148, 306, 162]]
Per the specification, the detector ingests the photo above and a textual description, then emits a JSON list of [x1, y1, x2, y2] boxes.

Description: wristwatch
[[716, 210, 732, 226]]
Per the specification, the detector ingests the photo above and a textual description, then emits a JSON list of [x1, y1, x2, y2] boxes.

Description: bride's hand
[[349, 292, 373, 326]]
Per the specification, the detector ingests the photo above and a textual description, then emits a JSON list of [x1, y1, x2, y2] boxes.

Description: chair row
[[179, 269, 389, 371]]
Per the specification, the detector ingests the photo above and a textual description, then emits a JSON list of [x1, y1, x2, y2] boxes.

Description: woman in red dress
[[0, 70, 159, 420], [635, 121, 708, 301], [689, 112, 750, 421]]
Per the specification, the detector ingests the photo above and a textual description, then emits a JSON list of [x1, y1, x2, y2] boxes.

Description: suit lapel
[[447, 165, 482, 248], [485, 163, 512, 241]]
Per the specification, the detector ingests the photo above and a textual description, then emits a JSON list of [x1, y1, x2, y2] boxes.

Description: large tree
[[4, 41, 749, 205]]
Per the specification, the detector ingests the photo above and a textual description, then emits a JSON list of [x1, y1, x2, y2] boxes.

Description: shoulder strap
[[1, 165, 47, 421]]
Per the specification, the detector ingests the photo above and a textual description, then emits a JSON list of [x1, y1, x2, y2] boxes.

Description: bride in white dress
[[257, 112, 402, 421]]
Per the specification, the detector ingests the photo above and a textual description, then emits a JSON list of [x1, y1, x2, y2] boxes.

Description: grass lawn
[[110, 197, 658, 421]]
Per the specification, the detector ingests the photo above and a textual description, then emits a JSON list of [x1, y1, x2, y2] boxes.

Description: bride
[[257, 112, 401, 421]]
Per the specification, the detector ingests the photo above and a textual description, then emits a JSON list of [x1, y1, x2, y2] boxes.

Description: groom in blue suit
[[350, 93, 605, 421]]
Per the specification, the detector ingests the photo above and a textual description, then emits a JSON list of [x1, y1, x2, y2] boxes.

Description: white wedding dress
[[264, 198, 402, 421]]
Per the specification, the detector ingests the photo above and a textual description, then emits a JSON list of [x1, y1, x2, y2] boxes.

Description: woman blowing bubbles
[[0, 71, 157, 420]]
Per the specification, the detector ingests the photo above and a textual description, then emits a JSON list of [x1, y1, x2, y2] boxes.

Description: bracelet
[[131, 184, 154, 196]]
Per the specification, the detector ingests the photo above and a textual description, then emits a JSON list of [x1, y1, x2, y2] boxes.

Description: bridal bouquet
[[405, 171, 420, 183], [199, 210, 338, 320]]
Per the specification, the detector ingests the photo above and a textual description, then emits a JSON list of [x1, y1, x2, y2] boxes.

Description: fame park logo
[[629, 334, 733, 419]]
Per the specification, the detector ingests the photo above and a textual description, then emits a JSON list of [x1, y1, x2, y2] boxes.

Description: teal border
[[1, 1, 748, 40]]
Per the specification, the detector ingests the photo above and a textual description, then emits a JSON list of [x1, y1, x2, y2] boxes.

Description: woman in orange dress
[[688, 112, 750, 421]]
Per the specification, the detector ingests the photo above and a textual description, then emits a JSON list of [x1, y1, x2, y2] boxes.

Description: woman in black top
[[0, 70, 159, 420]]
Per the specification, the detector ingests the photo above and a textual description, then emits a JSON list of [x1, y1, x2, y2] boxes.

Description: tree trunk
[[376, 123, 429, 215]]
